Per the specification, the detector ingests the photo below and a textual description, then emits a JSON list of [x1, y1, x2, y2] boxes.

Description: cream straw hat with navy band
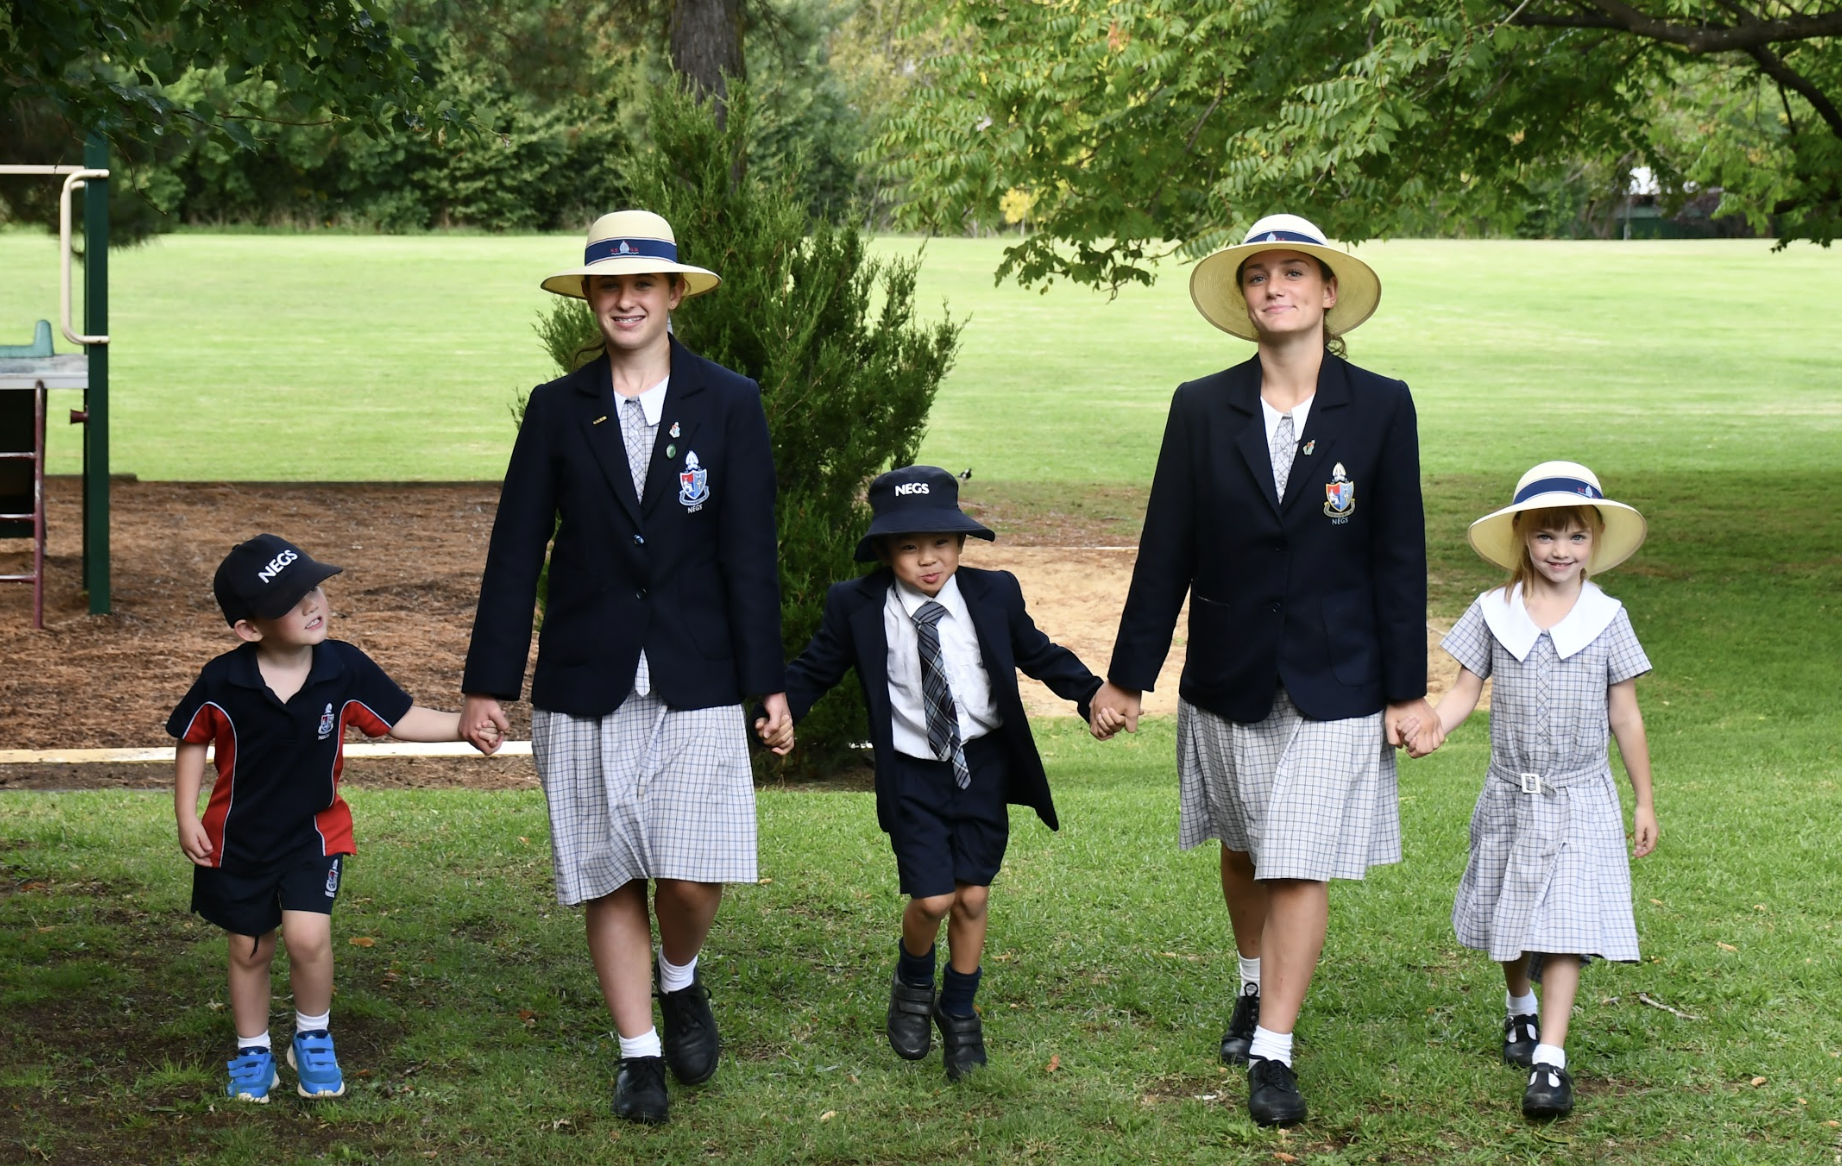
[[1468, 461, 1647, 575], [1189, 213, 1381, 340], [540, 210, 721, 299]]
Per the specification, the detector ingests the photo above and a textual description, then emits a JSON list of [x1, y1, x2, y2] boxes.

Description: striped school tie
[[911, 600, 970, 788]]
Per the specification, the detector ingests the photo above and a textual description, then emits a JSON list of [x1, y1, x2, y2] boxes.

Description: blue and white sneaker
[[226, 1046, 279, 1103], [288, 1029, 347, 1098]]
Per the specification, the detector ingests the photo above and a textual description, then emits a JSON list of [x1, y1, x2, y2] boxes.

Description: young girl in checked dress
[[1407, 461, 1658, 1120]]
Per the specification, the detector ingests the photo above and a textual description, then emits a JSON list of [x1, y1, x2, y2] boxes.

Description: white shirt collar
[[615, 375, 670, 426], [1480, 580, 1622, 661], [1260, 394, 1314, 446], [892, 573, 968, 624]]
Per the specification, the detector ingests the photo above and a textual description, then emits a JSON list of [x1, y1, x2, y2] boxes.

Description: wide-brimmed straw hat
[[1189, 213, 1381, 340], [1468, 461, 1647, 575], [540, 210, 721, 299], [854, 466, 995, 562]]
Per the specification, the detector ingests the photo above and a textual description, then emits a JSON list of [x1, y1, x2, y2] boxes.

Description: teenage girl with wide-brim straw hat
[[461, 209, 790, 1125], [1405, 461, 1657, 1120], [1093, 213, 1434, 1128]]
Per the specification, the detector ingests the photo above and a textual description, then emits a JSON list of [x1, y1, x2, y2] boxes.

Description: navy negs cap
[[854, 465, 995, 562], [213, 533, 343, 626]]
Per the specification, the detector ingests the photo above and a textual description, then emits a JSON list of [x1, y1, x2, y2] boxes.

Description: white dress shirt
[[883, 574, 1001, 760]]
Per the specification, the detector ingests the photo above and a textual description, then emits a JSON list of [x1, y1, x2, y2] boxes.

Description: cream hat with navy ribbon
[[540, 210, 721, 299], [1468, 461, 1648, 575], [1189, 213, 1381, 340]]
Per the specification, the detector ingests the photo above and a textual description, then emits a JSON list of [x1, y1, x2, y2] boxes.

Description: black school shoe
[[1247, 1056, 1307, 1127], [1522, 1061, 1574, 1118], [932, 1003, 988, 1082], [887, 971, 936, 1060], [1503, 1013, 1539, 1067], [612, 1055, 669, 1123], [1220, 985, 1260, 1065], [659, 974, 721, 1085]]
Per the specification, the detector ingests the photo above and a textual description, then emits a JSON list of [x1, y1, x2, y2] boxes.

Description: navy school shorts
[[192, 853, 346, 937], [888, 734, 1011, 898]]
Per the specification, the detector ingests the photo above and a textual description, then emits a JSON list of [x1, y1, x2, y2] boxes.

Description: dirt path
[[0, 478, 1464, 790]]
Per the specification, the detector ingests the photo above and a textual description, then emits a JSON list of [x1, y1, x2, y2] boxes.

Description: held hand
[[754, 714, 796, 755], [1632, 804, 1659, 858], [758, 693, 794, 756], [1090, 704, 1127, 741], [1385, 697, 1436, 752], [177, 816, 214, 866], [461, 694, 510, 756], [1092, 682, 1143, 738]]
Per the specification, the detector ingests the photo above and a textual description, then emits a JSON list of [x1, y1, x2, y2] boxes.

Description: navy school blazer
[[783, 566, 1103, 833], [1108, 352, 1427, 724], [464, 337, 785, 714]]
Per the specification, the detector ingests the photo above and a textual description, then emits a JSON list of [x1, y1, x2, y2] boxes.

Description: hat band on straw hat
[[585, 237, 681, 265], [1515, 476, 1605, 504], [1245, 229, 1323, 247]]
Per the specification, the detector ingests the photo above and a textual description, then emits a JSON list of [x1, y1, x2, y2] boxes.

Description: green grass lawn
[[3, 230, 1839, 1160], [1, 231, 1837, 482]]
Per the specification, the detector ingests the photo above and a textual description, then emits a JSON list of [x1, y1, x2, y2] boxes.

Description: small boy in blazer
[[758, 465, 1116, 1079]]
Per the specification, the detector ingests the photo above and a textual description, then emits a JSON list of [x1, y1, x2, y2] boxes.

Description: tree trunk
[[670, 0, 745, 126]]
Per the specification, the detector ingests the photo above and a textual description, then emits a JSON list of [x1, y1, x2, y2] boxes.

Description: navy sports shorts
[[191, 853, 346, 937], [887, 734, 1010, 898]]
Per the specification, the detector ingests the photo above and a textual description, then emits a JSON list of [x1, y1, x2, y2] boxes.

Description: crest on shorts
[[1324, 462, 1355, 518], [317, 703, 336, 740], [324, 862, 340, 897], [678, 450, 710, 509]]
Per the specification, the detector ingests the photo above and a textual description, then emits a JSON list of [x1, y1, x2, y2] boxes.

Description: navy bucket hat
[[854, 466, 995, 562]]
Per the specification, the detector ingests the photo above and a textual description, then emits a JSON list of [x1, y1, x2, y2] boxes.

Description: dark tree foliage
[[532, 81, 961, 775]]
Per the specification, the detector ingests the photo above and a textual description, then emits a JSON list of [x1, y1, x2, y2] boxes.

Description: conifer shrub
[[526, 82, 961, 775]]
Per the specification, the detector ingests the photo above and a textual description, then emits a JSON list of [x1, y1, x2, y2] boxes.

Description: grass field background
[[3, 229, 1840, 1161]]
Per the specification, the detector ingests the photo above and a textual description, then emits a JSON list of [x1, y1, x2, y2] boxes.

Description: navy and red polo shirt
[[167, 639, 413, 873]]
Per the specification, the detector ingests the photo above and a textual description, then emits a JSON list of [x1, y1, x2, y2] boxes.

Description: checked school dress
[[1444, 582, 1651, 963]]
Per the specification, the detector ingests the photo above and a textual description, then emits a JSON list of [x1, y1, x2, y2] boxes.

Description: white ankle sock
[[1532, 1043, 1566, 1070], [1237, 954, 1261, 994], [658, 951, 697, 994], [237, 1032, 272, 1051], [1506, 990, 1538, 1018], [619, 1028, 663, 1060], [1248, 1025, 1293, 1067], [294, 1009, 330, 1034]]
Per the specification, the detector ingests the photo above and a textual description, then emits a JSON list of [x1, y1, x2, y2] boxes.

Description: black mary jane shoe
[[1522, 1061, 1574, 1119], [1219, 985, 1260, 1065], [932, 1003, 988, 1082], [612, 1055, 669, 1124], [887, 971, 936, 1060], [659, 974, 721, 1085], [1502, 1013, 1539, 1068], [1246, 1056, 1307, 1128]]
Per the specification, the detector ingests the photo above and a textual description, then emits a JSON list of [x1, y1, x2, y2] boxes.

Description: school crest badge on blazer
[[678, 450, 710, 510], [1324, 463, 1355, 521]]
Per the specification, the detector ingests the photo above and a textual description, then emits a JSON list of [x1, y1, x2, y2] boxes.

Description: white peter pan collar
[[1480, 580, 1622, 662]]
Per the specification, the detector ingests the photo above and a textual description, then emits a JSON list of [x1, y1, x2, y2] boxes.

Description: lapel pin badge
[[669, 421, 681, 438], [666, 444, 676, 458], [592, 415, 608, 425], [1302, 440, 1316, 455]]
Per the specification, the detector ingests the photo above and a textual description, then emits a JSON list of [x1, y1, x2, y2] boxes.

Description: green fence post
[[82, 134, 109, 614]]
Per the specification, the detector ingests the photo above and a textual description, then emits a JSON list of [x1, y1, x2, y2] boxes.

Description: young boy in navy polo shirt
[[758, 467, 1119, 1079], [169, 534, 495, 1103]]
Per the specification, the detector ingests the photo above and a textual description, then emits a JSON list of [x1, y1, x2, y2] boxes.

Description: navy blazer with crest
[[1109, 352, 1427, 724], [784, 566, 1102, 834], [464, 337, 785, 715]]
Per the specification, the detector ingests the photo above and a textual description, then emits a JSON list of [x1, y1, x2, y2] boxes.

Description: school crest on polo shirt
[[1324, 463, 1355, 523], [678, 450, 710, 511], [317, 703, 336, 739]]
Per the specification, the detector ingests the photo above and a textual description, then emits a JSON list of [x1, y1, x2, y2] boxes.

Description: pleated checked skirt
[[1177, 689, 1401, 881], [531, 694, 758, 904]]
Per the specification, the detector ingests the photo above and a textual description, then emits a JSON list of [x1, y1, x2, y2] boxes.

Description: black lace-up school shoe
[[612, 1055, 669, 1123], [1247, 1056, 1307, 1127], [1503, 1013, 1539, 1067], [887, 970, 936, 1060], [1522, 1061, 1574, 1118], [659, 974, 720, 1085], [932, 1003, 988, 1081], [1219, 984, 1261, 1065]]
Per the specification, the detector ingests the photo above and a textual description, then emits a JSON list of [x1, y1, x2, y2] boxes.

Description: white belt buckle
[[1519, 772, 1544, 795]]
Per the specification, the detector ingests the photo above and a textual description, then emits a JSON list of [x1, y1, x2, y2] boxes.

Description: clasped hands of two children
[[753, 704, 1129, 755]]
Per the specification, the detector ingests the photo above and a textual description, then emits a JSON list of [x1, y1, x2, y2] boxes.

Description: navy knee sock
[[940, 965, 982, 1017], [897, 940, 936, 989]]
